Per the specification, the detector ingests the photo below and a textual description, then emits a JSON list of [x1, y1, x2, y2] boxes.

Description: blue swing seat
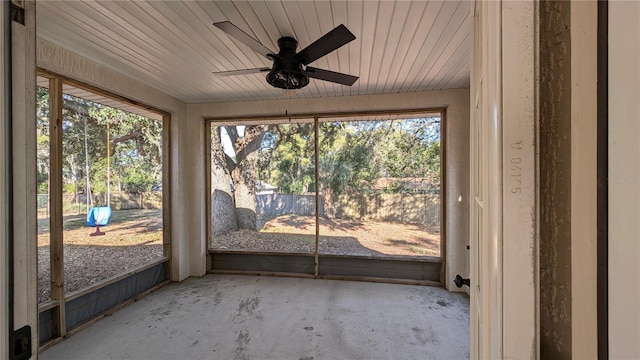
[[86, 206, 112, 227]]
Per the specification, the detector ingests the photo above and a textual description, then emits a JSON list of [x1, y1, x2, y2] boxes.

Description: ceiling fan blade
[[213, 21, 275, 59], [305, 67, 359, 86], [294, 24, 356, 65], [212, 68, 271, 77]]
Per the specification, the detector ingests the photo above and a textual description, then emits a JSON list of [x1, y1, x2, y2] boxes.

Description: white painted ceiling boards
[[36, 1, 470, 103]]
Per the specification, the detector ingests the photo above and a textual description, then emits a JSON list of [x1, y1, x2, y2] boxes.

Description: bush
[[123, 169, 154, 194]]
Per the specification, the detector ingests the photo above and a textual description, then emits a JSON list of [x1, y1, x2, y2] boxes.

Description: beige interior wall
[[190, 88, 470, 291], [608, 1, 640, 358], [36, 39, 196, 281]]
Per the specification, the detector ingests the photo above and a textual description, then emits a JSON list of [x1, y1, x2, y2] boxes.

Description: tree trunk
[[210, 129, 237, 236], [210, 125, 267, 231], [322, 186, 337, 218], [228, 125, 266, 230], [232, 150, 258, 230]]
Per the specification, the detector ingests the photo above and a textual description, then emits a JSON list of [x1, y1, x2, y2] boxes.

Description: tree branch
[[224, 153, 236, 174], [225, 126, 239, 148], [235, 126, 266, 163], [109, 132, 139, 156]]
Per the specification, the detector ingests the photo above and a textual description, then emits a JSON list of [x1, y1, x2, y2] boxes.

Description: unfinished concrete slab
[[41, 275, 469, 360]]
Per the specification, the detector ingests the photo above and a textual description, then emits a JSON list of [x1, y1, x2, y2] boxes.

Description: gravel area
[[213, 215, 441, 257]]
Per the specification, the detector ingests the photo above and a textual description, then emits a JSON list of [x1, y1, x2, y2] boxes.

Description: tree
[[212, 122, 319, 229], [259, 123, 315, 195], [36, 86, 50, 194], [89, 106, 163, 198], [211, 125, 267, 230], [36, 88, 164, 211], [209, 116, 442, 228], [378, 118, 441, 193], [318, 118, 441, 196], [210, 127, 237, 235]]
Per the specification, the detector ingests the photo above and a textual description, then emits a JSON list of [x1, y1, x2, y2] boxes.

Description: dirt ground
[[37, 209, 163, 304], [213, 215, 441, 257], [38, 211, 439, 305]]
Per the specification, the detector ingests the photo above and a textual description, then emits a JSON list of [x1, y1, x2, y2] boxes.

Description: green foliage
[[37, 174, 49, 193], [380, 130, 440, 185], [36, 86, 163, 203], [381, 181, 403, 194], [315, 119, 441, 195], [36, 86, 51, 194], [90, 159, 108, 195], [258, 124, 316, 195], [212, 118, 441, 210], [36, 133, 50, 193], [319, 153, 353, 195], [333, 124, 381, 194], [251, 117, 442, 197], [122, 167, 155, 194]]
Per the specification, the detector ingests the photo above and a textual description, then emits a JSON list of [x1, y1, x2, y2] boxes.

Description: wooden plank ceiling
[[36, 1, 470, 104]]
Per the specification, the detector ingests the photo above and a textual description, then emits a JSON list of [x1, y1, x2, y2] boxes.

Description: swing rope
[[86, 117, 113, 236]]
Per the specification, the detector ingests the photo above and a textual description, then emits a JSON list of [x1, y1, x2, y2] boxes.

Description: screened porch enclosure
[[207, 110, 445, 284], [36, 72, 171, 347]]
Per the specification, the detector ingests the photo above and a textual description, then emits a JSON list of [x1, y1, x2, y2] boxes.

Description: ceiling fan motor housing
[[266, 37, 310, 89]]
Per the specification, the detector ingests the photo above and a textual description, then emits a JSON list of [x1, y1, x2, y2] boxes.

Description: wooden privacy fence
[[109, 191, 162, 210], [334, 194, 440, 226], [256, 193, 440, 226], [256, 194, 317, 216], [38, 191, 162, 216]]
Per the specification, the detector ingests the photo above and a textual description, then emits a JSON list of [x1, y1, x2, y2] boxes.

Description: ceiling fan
[[212, 21, 359, 90]]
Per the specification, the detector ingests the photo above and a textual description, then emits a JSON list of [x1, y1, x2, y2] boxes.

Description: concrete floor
[[41, 275, 469, 360]]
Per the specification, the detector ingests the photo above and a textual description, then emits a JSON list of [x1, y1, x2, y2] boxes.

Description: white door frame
[[501, 1, 538, 358], [470, 1, 538, 358]]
